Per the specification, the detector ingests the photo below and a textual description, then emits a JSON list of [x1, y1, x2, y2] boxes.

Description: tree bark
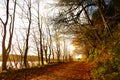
[[1, 0, 17, 70], [24, 0, 31, 68], [37, 1, 44, 65]]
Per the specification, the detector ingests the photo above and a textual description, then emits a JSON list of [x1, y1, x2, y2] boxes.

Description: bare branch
[[0, 18, 5, 25]]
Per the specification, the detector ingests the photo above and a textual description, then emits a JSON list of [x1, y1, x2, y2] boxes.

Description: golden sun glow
[[75, 54, 82, 59], [68, 45, 75, 53]]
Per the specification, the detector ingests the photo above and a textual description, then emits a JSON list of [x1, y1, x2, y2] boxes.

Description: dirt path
[[30, 62, 93, 80], [0, 62, 93, 80]]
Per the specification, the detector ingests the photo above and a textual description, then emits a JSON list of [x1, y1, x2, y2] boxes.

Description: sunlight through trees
[[0, 0, 120, 79]]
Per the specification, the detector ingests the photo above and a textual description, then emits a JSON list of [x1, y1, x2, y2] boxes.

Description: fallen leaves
[[0, 62, 93, 80]]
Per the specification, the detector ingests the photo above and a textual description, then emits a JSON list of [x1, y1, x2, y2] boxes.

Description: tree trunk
[[23, 0, 31, 68], [44, 46, 48, 63], [1, 0, 16, 71], [2, 51, 8, 70], [37, 1, 44, 65], [48, 46, 51, 63], [37, 51, 40, 66], [52, 48, 54, 62], [57, 46, 61, 63], [40, 17, 44, 65], [40, 42, 44, 65]]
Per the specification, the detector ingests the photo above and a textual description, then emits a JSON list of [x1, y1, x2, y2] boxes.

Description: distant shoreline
[[0, 54, 38, 62]]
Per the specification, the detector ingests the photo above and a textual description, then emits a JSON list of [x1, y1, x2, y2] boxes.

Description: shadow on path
[[0, 62, 93, 80]]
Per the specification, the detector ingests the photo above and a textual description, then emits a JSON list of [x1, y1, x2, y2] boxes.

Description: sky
[[0, 0, 55, 54], [0, 0, 75, 56], [0, 0, 2, 1]]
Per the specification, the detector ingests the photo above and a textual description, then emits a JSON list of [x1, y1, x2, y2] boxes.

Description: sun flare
[[68, 45, 75, 52], [75, 54, 82, 59]]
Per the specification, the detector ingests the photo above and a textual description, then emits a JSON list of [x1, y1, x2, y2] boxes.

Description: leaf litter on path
[[0, 62, 93, 80]]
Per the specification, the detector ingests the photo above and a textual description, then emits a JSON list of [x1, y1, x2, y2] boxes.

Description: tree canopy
[[54, 0, 120, 79]]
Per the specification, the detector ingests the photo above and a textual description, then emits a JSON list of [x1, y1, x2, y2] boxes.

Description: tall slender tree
[[37, 1, 44, 65], [0, 0, 17, 70], [23, 0, 32, 68]]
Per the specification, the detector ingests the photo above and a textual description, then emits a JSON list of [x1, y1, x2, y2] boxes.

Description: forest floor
[[0, 61, 94, 80]]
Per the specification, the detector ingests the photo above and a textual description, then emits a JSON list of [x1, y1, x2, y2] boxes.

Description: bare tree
[[47, 26, 52, 63], [15, 30, 25, 68], [41, 35, 48, 64], [54, 30, 61, 63], [62, 36, 68, 62], [0, 0, 17, 70], [37, 1, 44, 65], [23, 0, 32, 68], [32, 29, 41, 66]]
